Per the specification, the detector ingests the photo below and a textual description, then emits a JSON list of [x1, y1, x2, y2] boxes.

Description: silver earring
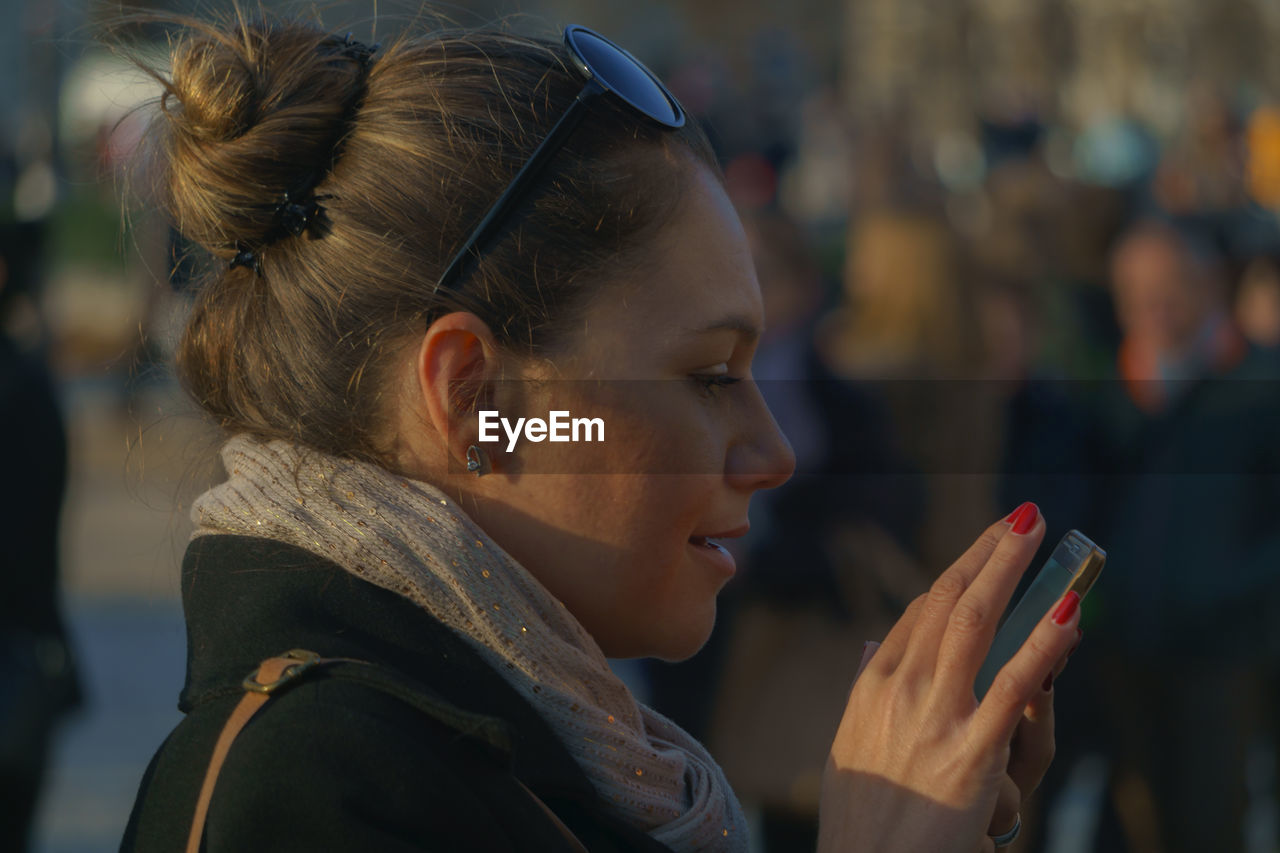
[[465, 445, 487, 476]]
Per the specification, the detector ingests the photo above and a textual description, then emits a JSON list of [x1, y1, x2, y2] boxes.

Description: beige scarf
[[191, 435, 748, 851]]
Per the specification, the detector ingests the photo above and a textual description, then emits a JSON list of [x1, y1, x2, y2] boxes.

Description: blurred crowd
[[6, 2, 1280, 851], [641, 35, 1280, 853]]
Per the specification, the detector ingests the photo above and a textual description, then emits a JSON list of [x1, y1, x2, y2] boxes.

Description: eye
[[690, 372, 743, 398]]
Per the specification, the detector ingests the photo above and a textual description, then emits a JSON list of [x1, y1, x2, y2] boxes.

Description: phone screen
[[973, 530, 1105, 700]]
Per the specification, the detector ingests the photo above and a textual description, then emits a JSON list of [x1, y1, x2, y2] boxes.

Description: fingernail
[[1068, 627, 1084, 658], [1004, 501, 1039, 535], [1042, 672, 1054, 692], [1051, 590, 1081, 626]]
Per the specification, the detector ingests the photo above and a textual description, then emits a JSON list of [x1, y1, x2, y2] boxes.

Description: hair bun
[[152, 18, 373, 255]]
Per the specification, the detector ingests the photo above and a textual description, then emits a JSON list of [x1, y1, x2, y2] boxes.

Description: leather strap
[[185, 655, 302, 853], [185, 650, 591, 853]]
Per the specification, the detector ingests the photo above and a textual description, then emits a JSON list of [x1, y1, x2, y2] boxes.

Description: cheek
[[513, 383, 726, 475], [550, 473, 712, 557], [599, 476, 728, 656], [613, 475, 728, 612], [531, 474, 718, 656], [553, 473, 723, 607], [604, 384, 726, 475]]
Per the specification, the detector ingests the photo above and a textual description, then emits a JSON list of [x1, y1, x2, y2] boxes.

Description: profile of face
[[1110, 228, 1213, 357], [399, 162, 796, 661]]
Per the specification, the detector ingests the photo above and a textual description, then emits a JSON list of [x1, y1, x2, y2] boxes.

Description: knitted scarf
[[191, 435, 748, 851]]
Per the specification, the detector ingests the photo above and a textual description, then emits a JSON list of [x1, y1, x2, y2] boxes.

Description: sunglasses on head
[[433, 25, 687, 294]]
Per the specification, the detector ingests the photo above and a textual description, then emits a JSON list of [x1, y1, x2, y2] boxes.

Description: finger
[[1009, 686, 1055, 798], [933, 505, 1046, 696], [1063, 626, 1083, 673], [973, 588, 1081, 748], [1029, 622, 1080, 712], [986, 775, 1021, 844], [897, 512, 1017, 673], [1018, 624, 1080, 719], [839, 640, 886, 716], [865, 593, 925, 674], [855, 640, 880, 681], [1023, 665, 1056, 725]]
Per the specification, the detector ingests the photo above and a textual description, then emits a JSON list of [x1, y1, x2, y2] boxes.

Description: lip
[[686, 536, 737, 578], [686, 524, 747, 580], [689, 523, 750, 542]]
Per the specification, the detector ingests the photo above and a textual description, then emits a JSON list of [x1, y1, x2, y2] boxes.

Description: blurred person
[[821, 210, 982, 379], [0, 215, 83, 851], [1246, 104, 1280, 210], [1090, 219, 1280, 853], [969, 164, 1111, 543], [1235, 254, 1280, 350], [817, 210, 997, 574], [114, 12, 1085, 853], [1110, 221, 1248, 413]]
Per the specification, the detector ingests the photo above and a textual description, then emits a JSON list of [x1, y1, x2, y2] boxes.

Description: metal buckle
[[241, 649, 322, 694]]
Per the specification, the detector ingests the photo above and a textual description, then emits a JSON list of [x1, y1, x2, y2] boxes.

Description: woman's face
[[467, 163, 795, 660]]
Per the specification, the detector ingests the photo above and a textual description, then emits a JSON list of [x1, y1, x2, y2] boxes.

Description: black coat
[[120, 534, 676, 852], [1087, 347, 1280, 658]]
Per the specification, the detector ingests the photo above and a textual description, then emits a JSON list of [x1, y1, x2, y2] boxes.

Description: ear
[[415, 312, 502, 472]]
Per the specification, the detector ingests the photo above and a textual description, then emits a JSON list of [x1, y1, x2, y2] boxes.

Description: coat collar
[[178, 533, 601, 804]]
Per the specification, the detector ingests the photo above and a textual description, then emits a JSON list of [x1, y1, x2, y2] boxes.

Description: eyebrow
[[683, 314, 763, 342]]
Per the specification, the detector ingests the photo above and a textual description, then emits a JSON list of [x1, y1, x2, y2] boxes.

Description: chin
[[646, 604, 719, 664]]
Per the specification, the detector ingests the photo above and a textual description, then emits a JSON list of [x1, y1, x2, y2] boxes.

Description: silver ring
[[990, 812, 1021, 847]]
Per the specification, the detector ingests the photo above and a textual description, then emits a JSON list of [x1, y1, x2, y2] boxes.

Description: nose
[[725, 382, 796, 492]]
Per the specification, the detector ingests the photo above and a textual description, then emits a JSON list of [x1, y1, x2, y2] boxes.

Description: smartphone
[[973, 529, 1105, 700]]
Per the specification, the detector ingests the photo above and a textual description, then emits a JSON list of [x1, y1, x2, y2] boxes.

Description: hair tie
[[223, 34, 377, 272], [276, 191, 325, 238], [229, 246, 259, 273], [339, 32, 379, 67]]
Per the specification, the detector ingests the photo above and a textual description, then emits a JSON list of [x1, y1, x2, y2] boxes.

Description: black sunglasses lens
[[568, 29, 683, 127]]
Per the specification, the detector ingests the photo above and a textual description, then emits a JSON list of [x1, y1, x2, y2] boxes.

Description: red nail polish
[[1005, 502, 1039, 535], [1042, 672, 1054, 692], [1051, 591, 1081, 626]]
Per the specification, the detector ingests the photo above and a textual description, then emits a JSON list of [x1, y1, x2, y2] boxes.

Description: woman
[[118, 12, 1081, 852]]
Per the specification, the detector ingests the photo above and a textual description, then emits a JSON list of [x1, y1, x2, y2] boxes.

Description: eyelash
[[692, 374, 743, 397]]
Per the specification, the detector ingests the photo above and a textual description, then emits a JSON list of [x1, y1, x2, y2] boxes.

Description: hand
[[854, 635, 1070, 846], [991, 621, 1082, 842], [817, 505, 1082, 853]]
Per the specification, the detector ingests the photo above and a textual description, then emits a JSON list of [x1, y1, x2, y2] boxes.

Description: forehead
[[572, 165, 763, 353]]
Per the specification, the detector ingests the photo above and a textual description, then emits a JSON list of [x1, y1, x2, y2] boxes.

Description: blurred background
[[5, 0, 1280, 851]]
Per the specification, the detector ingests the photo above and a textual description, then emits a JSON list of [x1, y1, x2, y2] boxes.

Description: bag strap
[[185, 650, 330, 853], [185, 649, 589, 853]]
